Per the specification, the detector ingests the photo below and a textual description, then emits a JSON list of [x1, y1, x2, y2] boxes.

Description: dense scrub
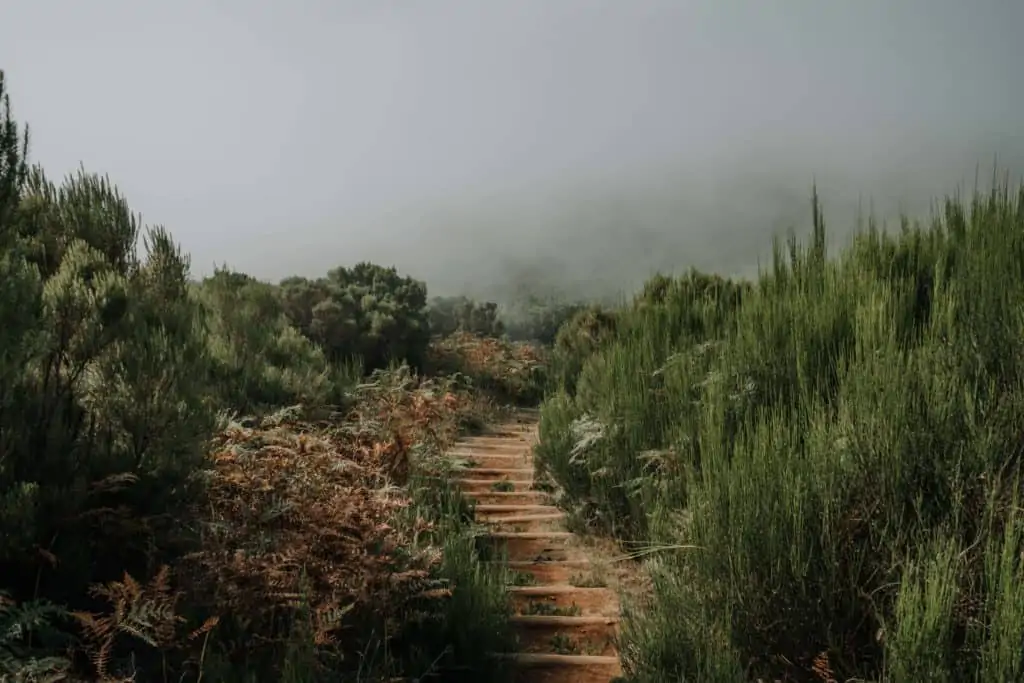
[[427, 332, 549, 407], [196, 267, 350, 412], [500, 295, 586, 345], [548, 304, 622, 395], [427, 295, 505, 338], [0, 71, 517, 682], [537, 184, 1024, 681], [279, 262, 432, 372]]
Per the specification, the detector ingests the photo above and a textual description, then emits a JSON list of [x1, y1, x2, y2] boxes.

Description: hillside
[[0, 72, 556, 682], [5, 61, 1024, 683], [537, 184, 1024, 681]]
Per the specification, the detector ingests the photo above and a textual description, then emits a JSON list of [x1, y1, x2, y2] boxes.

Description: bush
[[279, 263, 431, 372], [0, 70, 512, 683], [537, 184, 1024, 681], [428, 332, 548, 406], [180, 368, 515, 682], [194, 267, 353, 413], [428, 295, 505, 338], [0, 71, 217, 676], [549, 304, 621, 395], [500, 295, 585, 345]]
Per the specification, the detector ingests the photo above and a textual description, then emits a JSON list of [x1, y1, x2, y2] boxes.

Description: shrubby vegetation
[[278, 263, 432, 372], [428, 332, 548, 407], [0, 71, 534, 682], [427, 295, 505, 338], [537, 184, 1024, 681], [500, 295, 586, 345], [13, 59, 1024, 683], [196, 267, 349, 412]]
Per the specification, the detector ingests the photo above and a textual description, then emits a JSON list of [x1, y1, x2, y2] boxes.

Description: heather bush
[[548, 304, 621, 395], [279, 262, 431, 371], [0, 72, 217, 676], [428, 295, 505, 338], [196, 266, 352, 412], [500, 295, 585, 345], [427, 332, 549, 406], [537, 184, 1024, 681]]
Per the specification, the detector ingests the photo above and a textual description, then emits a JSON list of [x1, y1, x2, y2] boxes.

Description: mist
[[2, 0, 1021, 302]]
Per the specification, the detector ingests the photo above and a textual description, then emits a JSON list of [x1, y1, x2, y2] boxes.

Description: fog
[[2, 0, 1022, 301]]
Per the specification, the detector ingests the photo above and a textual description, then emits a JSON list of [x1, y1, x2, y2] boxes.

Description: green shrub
[[0, 72, 512, 682], [196, 266, 353, 412], [549, 304, 621, 394], [279, 262, 431, 371], [427, 332, 549, 406], [0, 75, 218, 676], [500, 295, 585, 345], [537, 184, 1024, 681], [428, 295, 505, 338]]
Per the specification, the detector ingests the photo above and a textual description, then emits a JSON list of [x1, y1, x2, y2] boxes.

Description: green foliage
[[0, 71, 508, 682], [279, 262, 431, 371], [428, 332, 549, 407], [537, 183, 1024, 681], [428, 295, 505, 338], [500, 295, 585, 345], [549, 304, 621, 394], [0, 79, 219, 676], [0, 591, 73, 680], [196, 266, 352, 412]]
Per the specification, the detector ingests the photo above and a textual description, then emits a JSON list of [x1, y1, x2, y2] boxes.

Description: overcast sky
[[2, 0, 1022, 299]]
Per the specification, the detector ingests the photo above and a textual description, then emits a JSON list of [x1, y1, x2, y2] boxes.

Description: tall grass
[[537, 181, 1024, 681]]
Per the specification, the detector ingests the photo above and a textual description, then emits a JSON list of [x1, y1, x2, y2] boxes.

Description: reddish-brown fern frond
[[72, 566, 185, 681]]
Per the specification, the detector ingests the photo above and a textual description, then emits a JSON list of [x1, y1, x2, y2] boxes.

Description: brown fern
[[71, 566, 185, 681]]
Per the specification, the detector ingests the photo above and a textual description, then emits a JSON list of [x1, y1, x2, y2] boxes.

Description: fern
[[71, 566, 185, 680], [0, 590, 73, 682]]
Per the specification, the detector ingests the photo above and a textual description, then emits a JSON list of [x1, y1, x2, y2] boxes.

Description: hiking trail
[[450, 409, 623, 683]]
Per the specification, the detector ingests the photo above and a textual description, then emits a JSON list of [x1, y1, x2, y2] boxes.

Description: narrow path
[[450, 410, 623, 683]]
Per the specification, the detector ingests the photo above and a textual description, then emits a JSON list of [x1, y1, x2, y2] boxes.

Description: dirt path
[[450, 410, 623, 683]]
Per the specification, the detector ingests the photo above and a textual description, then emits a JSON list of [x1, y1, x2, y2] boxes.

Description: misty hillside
[[4, 1, 1024, 680], [341, 132, 1024, 304]]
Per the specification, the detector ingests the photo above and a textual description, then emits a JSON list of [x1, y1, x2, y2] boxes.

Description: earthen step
[[509, 615, 619, 657], [457, 478, 535, 493], [468, 491, 552, 506], [494, 653, 622, 683], [449, 453, 531, 468], [459, 413, 622, 682], [502, 560, 593, 584], [509, 585, 619, 617], [458, 435, 532, 443], [480, 532, 575, 562], [489, 513, 567, 532], [461, 467, 534, 481], [454, 440, 536, 450], [475, 504, 562, 517], [449, 444, 531, 454]]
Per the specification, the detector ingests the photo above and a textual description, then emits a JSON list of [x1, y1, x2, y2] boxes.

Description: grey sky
[[2, 0, 1022, 300]]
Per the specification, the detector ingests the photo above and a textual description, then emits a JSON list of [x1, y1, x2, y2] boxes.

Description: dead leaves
[[174, 368, 476, 663]]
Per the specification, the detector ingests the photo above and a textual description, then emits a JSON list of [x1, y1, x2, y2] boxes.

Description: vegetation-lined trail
[[449, 411, 622, 683]]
